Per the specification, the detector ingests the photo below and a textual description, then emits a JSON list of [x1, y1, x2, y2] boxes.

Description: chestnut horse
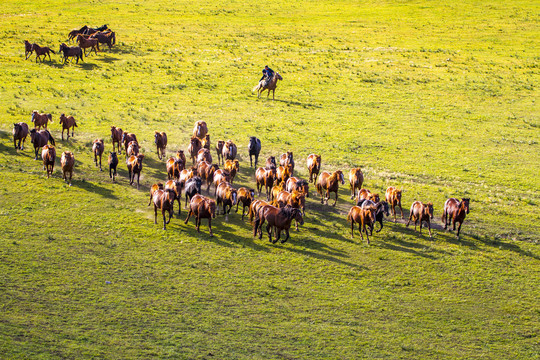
[[385, 187, 404, 222], [165, 180, 183, 215], [122, 132, 138, 157], [152, 189, 176, 230], [197, 161, 218, 193], [253, 205, 303, 243], [265, 156, 277, 170], [222, 140, 237, 161], [184, 194, 217, 237], [216, 182, 238, 215], [127, 141, 139, 158], [127, 154, 145, 189], [197, 148, 212, 164], [31, 111, 52, 130], [192, 121, 208, 140], [249, 199, 269, 224], [276, 165, 291, 185], [76, 34, 99, 56], [236, 187, 255, 220], [442, 198, 470, 238], [316, 170, 345, 206], [41, 145, 56, 178], [307, 154, 321, 183], [356, 189, 380, 205], [215, 140, 225, 165], [280, 151, 294, 173], [349, 168, 364, 199], [61, 151, 75, 185], [256, 167, 277, 200], [59, 114, 78, 140], [154, 131, 167, 160], [92, 139, 105, 171], [285, 177, 309, 198], [224, 159, 239, 183], [12, 122, 29, 150], [407, 201, 434, 237], [110, 126, 123, 154], [202, 134, 211, 150], [253, 72, 283, 99], [30, 129, 55, 160], [167, 157, 183, 180], [347, 205, 376, 243], [30, 43, 55, 62], [212, 169, 230, 196]]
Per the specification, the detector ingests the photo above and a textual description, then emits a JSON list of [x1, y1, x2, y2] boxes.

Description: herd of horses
[[24, 24, 116, 64], [12, 114, 471, 243]]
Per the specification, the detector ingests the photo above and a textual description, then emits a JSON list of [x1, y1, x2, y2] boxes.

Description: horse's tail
[[47, 114, 53, 122], [49, 48, 56, 54], [74, 120, 78, 127], [252, 82, 261, 93], [46, 130, 55, 146], [347, 211, 352, 223]]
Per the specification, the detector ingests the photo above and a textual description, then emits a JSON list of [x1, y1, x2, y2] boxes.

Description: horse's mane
[[279, 205, 299, 219]]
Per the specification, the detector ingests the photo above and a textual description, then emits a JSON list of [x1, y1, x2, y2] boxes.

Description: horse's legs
[[99, 154, 103, 171], [456, 221, 462, 237], [333, 190, 338, 206], [162, 210, 167, 230], [184, 208, 193, 224], [399, 203, 404, 219], [196, 216, 201, 232]]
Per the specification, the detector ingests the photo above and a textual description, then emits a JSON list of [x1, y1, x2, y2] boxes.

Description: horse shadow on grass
[[96, 55, 121, 64], [272, 99, 323, 109], [70, 179, 118, 199]]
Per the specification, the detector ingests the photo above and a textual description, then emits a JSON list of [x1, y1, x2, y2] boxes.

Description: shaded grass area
[[0, 0, 539, 358]]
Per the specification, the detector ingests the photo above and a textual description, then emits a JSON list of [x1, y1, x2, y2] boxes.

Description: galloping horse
[[41, 145, 56, 178], [30, 43, 55, 63], [31, 111, 52, 130], [184, 194, 217, 237], [30, 129, 55, 160], [24, 40, 33, 59], [248, 136, 261, 167], [76, 35, 99, 56], [12, 122, 29, 150], [59, 43, 83, 64], [110, 126, 123, 154], [316, 170, 345, 206], [253, 72, 283, 99], [407, 201, 434, 237], [442, 198, 470, 238], [253, 205, 303, 243], [59, 114, 78, 140]]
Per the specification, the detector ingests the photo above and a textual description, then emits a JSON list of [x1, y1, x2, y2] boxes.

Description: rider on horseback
[[260, 65, 274, 86]]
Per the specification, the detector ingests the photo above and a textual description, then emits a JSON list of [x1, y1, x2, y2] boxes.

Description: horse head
[[426, 202, 434, 219]]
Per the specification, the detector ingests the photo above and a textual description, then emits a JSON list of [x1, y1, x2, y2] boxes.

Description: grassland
[[0, 0, 539, 358]]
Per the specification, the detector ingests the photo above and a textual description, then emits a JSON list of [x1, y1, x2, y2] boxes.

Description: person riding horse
[[260, 65, 274, 86]]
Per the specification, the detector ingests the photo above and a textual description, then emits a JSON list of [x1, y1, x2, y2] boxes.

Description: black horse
[[83, 24, 108, 35], [248, 136, 261, 167], [358, 199, 390, 233]]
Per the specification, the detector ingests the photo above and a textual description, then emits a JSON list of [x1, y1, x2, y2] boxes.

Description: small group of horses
[[14, 115, 471, 242], [24, 24, 116, 64]]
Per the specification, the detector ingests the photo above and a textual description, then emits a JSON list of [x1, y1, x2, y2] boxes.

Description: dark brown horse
[[215, 140, 225, 165], [188, 136, 202, 164], [89, 31, 116, 49], [196, 148, 212, 164], [122, 132, 138, 157], [164, 180, 183, 215], [407, 201, 434, 237], [215, 182, 238, 215], [152, 189, 176, 230], [108, 152, 118, 182], [253, 205, 303, 243], [41, 145, 56, 178], [385, 186, 404, 222], [68, 25, 88, 42], [61, 151, 75, 185], [307, 154, 321, 183], [59, 114, 78, 140], [76, 34, 99, 56], [30, 129, 55, 160], [349, 168, 364, 199], [222, 140, 237, 161], [154, 131, 167, 160], [256, 167, 277, 200], [442, 198, 470, 238], [31, 111, 52, 130], [59, 43, 83, 64], [316, 170, 345, 206], [110, 126, 123, 154], [285, 177, 309, 198], [236, 187, 255, 220], [184, 194, 217, 237], [127, 141, 139, 158], [30, 43, 55, 63], [12, 122, 29, 150], [253, 72, 283, 99], [265, 156, 277, 170], [202, 134, 211, 150], [127, 154, 145, 189], [192, 121, 208, 140], [24, 40, 33, 60], [92, 139, 105, 171]]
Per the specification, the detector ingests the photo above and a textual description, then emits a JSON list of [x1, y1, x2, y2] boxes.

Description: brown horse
[[89, 31, 115, 49], [154, 131, 167, 160], [122, 132, 138, 157], [193, 121, 208, 140], [275, 190, 306, 229], [12, 122, 29, 150], [76, 34, 99, 56], [224, 159, 239, 183], [356, 189, 380, 205], [271, 183, 285, 204], [215, 182, 238, 215], [92, 139, 105, 171], [196, 148, 212, 164], [31, 111, 52, 130], [307, 154, 321, 183], [253, 72, 283, 99], [164, 180, 183, 215], [41, 145, 56, 178], [201, 134, 211, 150], [30, 43, 56, 62], [212, 169, 230, 195], [152, 189, 176, 230], [316, 170, 345, 206], [127, 154, 145, 189], [197, 161, 218, 193], [279, 151, 294, 173], [176, 150, 187, 165], [256, 167, 277, 200], [59, 43, 83, 64], [61, 151, 75, 185], [385, 187, 404, 222], [188, 136, 202, 164], [184, 194, 217, 237], [442, 198, 470, 238], [30, 129, 55, 160], [265, 156, 277, 170], [407, 201, 434, 237], [24, 40, 33, 60], [276, 165, 291, 185], [254, 205, 303, 243], [59, 114, 78, 140], [347, 205, 377, 243], [249, 199, 269, 224], [68, 26, 88, 42], [236, 187, 255, 220], [215, 140, 225, 165], [110, 126, 123, 154], [108, 152, 118, 182], [285, 177, 309, 198], [167, 157, 184, 180], [127, 141, 139, 158], [349, 168, 364, 199], [222, 140, 237, 161]]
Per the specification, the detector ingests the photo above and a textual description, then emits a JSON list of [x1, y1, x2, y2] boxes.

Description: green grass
[[0, 0, 539, 358]]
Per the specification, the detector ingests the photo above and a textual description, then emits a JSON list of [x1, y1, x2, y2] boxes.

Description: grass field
[[0, 0, 539, 358]]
